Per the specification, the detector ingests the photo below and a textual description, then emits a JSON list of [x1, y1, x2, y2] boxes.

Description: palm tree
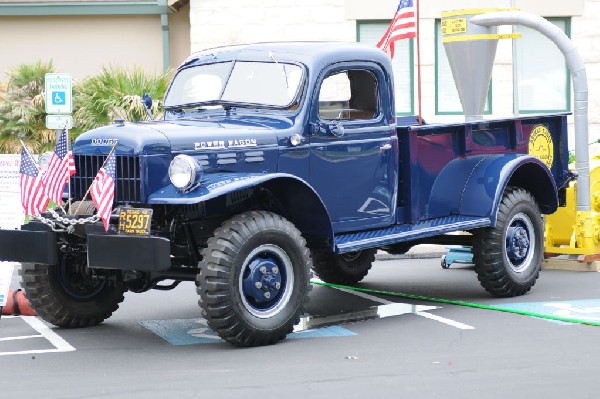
[[0, 60, 56, 153], [74, 65, 171, 132]]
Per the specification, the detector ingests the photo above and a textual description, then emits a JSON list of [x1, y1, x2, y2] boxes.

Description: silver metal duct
[[441, 11, 500, 122], [471, 10, 590, 211]]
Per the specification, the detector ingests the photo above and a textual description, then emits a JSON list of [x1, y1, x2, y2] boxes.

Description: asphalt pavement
[[3, 251, 600, 398]]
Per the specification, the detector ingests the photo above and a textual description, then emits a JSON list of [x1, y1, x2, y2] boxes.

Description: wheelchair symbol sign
[[52, 91, 65, 105]]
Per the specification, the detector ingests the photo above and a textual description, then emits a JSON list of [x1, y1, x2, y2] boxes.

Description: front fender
[[148, 172, 335, 249], [148, 172, 278, 204]]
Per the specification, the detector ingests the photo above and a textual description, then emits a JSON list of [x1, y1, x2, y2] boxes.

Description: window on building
[[515, 18, 571, 113], [357, 21, 414, 115], [435, 19, 493, 115]]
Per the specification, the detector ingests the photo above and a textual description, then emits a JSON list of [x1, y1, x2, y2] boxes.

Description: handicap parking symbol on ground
[[140, 318, 357, 345], [498, 299, 600, 324]]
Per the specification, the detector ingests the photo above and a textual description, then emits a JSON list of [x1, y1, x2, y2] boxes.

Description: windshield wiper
[[165, 100, 248, 114]]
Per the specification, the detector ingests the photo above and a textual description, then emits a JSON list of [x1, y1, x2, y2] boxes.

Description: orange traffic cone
[[1, 289, 36, 316]]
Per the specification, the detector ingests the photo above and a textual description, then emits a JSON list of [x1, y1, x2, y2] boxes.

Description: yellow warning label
[[529, 125, 554, 168], [442, 33, 521, 43], [442, 18, 467, 35]]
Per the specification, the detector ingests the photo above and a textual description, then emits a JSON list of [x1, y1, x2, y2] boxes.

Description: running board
[[334, 216, 490, 253]]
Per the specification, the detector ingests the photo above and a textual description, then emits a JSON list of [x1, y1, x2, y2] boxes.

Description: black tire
[[197, 211, 312, 347], [472, 187, 543, 297], [311, 249, 376, 285], [19, 252, 125, 327]]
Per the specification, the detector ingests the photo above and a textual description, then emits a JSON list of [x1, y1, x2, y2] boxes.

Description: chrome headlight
[[168, 154, 203, 192]]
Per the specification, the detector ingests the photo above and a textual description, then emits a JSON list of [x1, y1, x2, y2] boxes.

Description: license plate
[[118, 208, 152, 235]]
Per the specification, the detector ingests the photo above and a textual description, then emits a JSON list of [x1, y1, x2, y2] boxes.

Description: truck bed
[[395, 113, 570, 224]]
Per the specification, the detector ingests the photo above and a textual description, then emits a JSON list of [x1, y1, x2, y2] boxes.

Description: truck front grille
[[70, 154, 142, 203]]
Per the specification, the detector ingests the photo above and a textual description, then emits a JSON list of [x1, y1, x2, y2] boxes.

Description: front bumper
[[0, 222, 58, 264], [87, 227, 171, 271], [0, 221, 171, 271]]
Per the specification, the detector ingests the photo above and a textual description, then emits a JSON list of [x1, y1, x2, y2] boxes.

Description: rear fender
[[429, 154, 558, 226], [462, 155, 557, 224], [148, 172, 334, 249]]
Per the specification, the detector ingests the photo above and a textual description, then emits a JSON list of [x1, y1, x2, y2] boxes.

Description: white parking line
[[415, 311, 475, 330], [326, 284, 475, 330], [332, 286, 394, 304], [0, 334, 43, 342], [0, 316, 75, 357]]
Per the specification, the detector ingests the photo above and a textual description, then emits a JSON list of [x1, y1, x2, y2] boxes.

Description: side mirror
[[328, 122, 345, 137], [142, 93, 152, 109], [142, 93, 154, 120]]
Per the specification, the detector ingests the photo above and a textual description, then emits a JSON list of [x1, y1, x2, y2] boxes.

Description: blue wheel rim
[[505, 212, 535, 273], [239, 244, 294, 318]]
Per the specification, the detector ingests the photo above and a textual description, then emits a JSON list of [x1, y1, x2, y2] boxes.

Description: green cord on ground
[[311, 280, 600, 327]]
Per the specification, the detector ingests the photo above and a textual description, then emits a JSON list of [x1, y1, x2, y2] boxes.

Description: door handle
[[380, 143, 392, 151]]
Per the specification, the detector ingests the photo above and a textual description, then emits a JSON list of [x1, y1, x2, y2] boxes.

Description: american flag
[[90, 151, 116, 231], [20, 145, 49, 216], [376, 0, 417, 59], [42, 128, 76, 205]]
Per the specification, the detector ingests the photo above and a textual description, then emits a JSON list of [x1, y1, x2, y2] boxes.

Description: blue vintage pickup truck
[[0, 42, 572, 346]]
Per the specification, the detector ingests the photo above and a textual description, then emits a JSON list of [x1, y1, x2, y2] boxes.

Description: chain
[[32, 208, 101, 233]]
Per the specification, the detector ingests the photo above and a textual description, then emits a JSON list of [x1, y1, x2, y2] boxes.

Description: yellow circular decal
[[529, 125, 554, 168]]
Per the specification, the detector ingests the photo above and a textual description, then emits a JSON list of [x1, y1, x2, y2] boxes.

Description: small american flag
[[376, 0, 417, 59], [90, 151, 116, 231], [42, 128, 76, 205], [20, 145, 49, 216]]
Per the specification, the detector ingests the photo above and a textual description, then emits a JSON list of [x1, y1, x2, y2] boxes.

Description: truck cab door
[[308, 63, 397, 233]]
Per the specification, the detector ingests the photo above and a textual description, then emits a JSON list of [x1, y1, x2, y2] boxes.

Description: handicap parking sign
[[45, 73, 72, 114]]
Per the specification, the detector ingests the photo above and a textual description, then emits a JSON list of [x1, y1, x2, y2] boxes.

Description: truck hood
[[72, 116, 289, 155]]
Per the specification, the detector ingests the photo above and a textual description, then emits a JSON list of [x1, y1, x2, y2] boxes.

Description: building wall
[[0, 6, 191, 81], [0, 15, 164, 80], [170, 3, 192, 68], [189, 0, 599, 147], [189, 0, 355, 50]]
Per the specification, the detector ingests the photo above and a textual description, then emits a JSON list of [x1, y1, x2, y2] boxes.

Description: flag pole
[[65, 126, 73, 215], [416, 0, 422, 124], [19, 140, 29, 154], [52, 127, 68, 215], [74, 142, 119, 215]]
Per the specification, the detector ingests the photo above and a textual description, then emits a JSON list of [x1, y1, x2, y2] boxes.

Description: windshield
[[163, 61, 304, 109]]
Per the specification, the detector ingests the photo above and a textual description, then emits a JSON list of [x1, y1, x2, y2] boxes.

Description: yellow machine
[[545, 147, 600, 261]]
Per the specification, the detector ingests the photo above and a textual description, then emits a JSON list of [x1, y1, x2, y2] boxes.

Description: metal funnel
[[441, 10, 506, 121]]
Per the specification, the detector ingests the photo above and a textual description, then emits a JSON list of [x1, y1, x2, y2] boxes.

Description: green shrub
[[74, 65, 171, 132], [0, 60, 56, 153], [0, 62, 171, 153]]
